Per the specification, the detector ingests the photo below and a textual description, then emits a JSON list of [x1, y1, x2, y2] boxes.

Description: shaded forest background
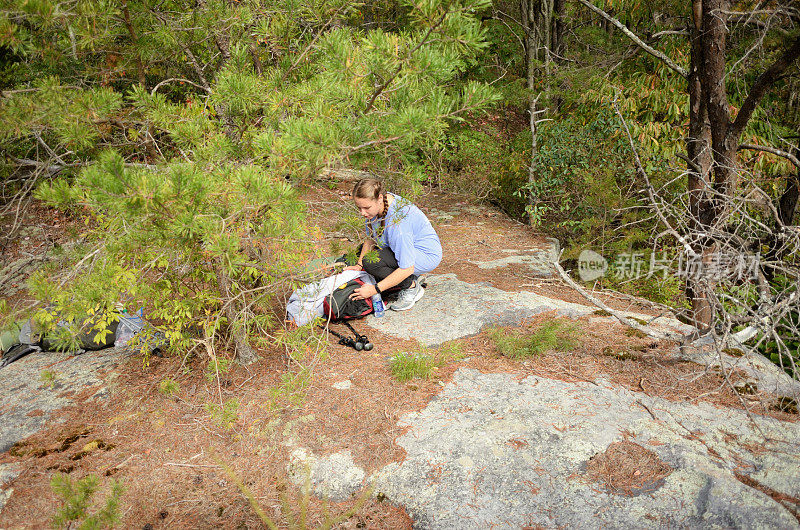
[[1, 0, 798, 372]]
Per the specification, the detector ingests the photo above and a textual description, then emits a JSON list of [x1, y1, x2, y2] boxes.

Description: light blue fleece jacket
[[365, 193, 442, 274]]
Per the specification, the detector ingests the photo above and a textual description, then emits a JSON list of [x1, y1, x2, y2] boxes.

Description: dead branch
[[7, 157, 84, 174], [151, 78, 211, 95], [576, 0, 688, 77], [347, 136, 403, 153], [552, 258, 684, 342], [612, 95, 699, 259], [652, 29, 689, 39], [738, 143, 800, 169]]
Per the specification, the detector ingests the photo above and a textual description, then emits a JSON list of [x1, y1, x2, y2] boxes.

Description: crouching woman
[[345, 178, 442, 311]]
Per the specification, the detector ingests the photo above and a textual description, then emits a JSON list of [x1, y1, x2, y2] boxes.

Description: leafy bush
[[34, 155, 309, 364]]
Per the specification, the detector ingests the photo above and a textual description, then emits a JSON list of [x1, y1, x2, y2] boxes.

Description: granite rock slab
[[368, 274, 690, 347], [0, 348, 131, 454], [288, 448, 366, 501], [371, 368, 800, 529]]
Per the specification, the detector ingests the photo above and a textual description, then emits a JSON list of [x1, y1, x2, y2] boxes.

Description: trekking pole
[[342, 321, 373, 351], [318, 323, 373, 351]]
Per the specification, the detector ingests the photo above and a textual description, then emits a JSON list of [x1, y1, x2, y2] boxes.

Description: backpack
[[24, 312, 119, 352], [323, 278, 374, 321]]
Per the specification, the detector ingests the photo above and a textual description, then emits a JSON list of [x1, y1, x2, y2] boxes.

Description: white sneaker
[[391, 280, 424, 311]]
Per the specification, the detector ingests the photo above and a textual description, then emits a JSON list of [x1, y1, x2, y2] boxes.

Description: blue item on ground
[[372, 293, 385, 317], [114, 308, 145, 348]]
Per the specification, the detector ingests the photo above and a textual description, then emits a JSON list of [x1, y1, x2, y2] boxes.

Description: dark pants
[[363, 244, 416, 292], [339, 244, 415, 292]]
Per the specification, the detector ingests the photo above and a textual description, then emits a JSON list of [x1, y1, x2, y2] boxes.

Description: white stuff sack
[[286, 270, 376, 327]]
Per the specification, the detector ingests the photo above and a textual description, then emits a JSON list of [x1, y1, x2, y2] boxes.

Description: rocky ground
[[1, 184, 799, 528]]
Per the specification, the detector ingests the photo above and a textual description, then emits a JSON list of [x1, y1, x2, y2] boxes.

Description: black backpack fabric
[[29, 312, 119, 352], [323, 278, 374, 321]]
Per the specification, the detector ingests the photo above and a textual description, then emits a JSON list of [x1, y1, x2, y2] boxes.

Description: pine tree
[[1, 0, 498, 362]]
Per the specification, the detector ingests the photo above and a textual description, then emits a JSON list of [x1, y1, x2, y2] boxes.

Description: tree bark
[[216, 264, 258, 365], [685, 0, 800, 327], [551, 0, 565, 59], [521, 0, 554, 224], [525, 0, 554, 63], [703, 0, 735, 204], [778, 173, 799, 227], [686, 0, 714, 327], [121, 0, 146, 88]]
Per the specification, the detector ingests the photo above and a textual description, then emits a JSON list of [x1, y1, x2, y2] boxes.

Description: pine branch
[[281, 5, 349, 83], [362, 11, 448, 115]]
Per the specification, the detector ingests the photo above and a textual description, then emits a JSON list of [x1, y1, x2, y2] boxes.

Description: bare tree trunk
[[577, 0, 800, 337], [532, 0, 554, 63], [778, 172, 799, 227], [522, 0, 554, 224], [703, 0, 736, 203], [216, 264, 258, 365], [121, 0, 146, 88], [686, 0, 800, 326], [686, 0, 715, 327], [551, 0, 565, 59], [528, 91, 540, 218]]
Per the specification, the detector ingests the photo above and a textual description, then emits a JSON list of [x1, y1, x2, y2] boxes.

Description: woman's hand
[[350, 283, 377, 301]]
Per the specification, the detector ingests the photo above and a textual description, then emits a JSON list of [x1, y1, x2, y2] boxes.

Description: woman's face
[[354, 195, 383, 219]]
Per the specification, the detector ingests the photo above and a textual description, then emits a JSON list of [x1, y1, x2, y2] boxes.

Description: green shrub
[[267, 368, 312, 410], [204, 399, 239, 430], [390, 342, 465, 382], [40, 370, 57, 390], [158, 378, 180, 397], [51, 473, 123, 529], [489, 320, 581, 359], [390, 352, 437, 382], [756, 275, 799, 378], [204, 357, 231, 382]]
